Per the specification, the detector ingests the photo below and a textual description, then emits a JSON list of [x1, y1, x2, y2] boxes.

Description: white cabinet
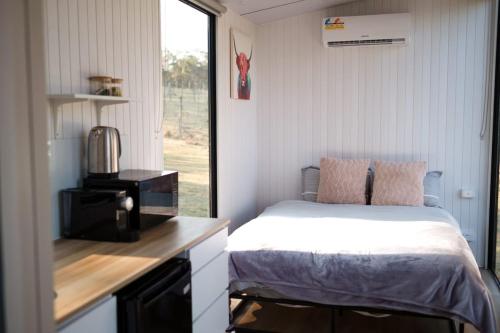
[[190, 228, 228, 273], [192, 251, 229, 319], [193, 291, 229, 333], [58, 296, 117, 333], [190, 228, 229, 331], [58, 227, 229, 333]]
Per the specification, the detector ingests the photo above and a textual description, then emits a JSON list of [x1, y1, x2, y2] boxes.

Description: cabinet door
[[190, 228, 228, 274], [193, 291, 229, 333], [192, 251, 229, 320], [58, 297, 116, 333]]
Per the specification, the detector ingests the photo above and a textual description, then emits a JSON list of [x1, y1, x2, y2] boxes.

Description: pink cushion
[[317, 158, 370, 205], [371, 160, 427, 207]]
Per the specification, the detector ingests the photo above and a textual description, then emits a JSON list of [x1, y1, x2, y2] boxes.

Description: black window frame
[[488, 3, 500, 285], [0, 185, 3, 333], [164, 0, 218, 218]]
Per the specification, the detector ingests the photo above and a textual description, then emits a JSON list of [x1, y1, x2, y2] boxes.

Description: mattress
[[227, 200, 497, 333]]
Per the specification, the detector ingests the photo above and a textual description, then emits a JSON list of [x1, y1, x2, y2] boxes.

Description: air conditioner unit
[[322, 13, 410, 47]]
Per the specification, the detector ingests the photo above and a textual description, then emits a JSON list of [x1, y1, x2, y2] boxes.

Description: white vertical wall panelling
[[145, 0, 154, 169], [256, 0, 495, 265], [69, 0, 81, 137], [274, 22, 284, 203], [78, 0, 91, 134], [112, 0, 122, 133], [137, 0, 145, 167], [128, 0, 138, 170], [119, 0, 130, 169], [105, 0, 114, 127], [216, 9, 258, 233], [477, 3, 495, 261], [256, 18, 268, 211], [134, 0, 143, 167], [58, 0, 70, 137], [463, 0, 476, 235], [88, 0, 98, 129], [282, 18, 292, 202], [153, 0, 162, 169], [453, 0, 466, 233], [45, 0, 161, 238]]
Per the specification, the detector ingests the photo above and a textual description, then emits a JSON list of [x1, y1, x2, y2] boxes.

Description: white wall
[[256, 0, 496, 265], [1, 0, 54, 331], [45, 0, 164, 238], [217, 9, 259, 233], [45, 1, 258, 237]]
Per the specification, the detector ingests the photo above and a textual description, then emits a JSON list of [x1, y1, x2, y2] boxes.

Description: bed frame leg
[[330, 309, 336, 333], [227, 297, 235, 333], [451, 321, 465, 333]]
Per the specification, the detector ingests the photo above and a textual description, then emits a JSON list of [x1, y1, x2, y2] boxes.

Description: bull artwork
[[231, 30, 253, 100]]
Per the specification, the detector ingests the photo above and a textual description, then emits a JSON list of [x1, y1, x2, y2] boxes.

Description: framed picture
[[230, 28, 253, 100]]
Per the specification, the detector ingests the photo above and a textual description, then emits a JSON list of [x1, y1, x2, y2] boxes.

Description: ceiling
[[220, 0, 356, 24]]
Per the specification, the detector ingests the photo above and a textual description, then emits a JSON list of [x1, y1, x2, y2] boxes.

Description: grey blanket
[[227, 200, 496, 333]]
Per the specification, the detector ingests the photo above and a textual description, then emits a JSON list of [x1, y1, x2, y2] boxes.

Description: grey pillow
[[301, 166, 320, 202], [423, 171, 443, 208], [301, 166, 443, 208]]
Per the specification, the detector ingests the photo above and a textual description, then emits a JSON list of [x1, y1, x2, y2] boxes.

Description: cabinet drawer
[[192, 251, 229, 320], [58, 297, 116, 333], [190, 228, 227, 274], [193, 291, 229, 333]]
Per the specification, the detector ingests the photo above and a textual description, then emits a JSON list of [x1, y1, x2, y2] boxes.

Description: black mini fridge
[[117, 259, 192, 333]]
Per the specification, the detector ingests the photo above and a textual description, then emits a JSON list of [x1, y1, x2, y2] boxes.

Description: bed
[[227, 200, 497, 333]]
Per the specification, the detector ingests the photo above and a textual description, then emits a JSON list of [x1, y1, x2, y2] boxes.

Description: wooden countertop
[[54, 216, 230, 325]]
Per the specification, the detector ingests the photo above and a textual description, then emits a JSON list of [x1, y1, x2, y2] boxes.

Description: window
[[160, 0, 217, 217], [489, 5, 500, 284]]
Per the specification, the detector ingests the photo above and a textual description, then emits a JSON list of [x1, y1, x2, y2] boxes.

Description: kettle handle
[[116, 128, 122, 158]]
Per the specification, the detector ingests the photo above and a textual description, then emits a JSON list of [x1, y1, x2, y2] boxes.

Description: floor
[[230, 270, 500, 333]]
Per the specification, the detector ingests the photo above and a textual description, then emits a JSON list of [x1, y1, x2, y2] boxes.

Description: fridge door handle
[[139, 272, 191, 307]]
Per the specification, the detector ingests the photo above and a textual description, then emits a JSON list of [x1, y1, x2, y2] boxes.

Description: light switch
[[460, 189, 475, 199]]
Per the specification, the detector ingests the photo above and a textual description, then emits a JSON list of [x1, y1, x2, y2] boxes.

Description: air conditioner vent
[[327, 38, 406, 47], [322, 13, 410, 48]]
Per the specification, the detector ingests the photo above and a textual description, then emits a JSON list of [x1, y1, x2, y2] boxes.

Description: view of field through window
[[161, 0, 210, 217], [497, 230, 500, 277]]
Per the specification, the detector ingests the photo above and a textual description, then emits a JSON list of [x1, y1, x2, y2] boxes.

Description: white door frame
[[0, 0, 53, 332]]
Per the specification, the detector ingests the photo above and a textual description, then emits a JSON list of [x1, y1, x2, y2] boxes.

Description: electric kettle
[[87, 126, 121, 178]]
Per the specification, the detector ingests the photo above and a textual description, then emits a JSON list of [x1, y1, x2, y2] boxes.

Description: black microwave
[[84, 169, 178, 231]]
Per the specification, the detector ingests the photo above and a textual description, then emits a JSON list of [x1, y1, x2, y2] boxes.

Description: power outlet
[[462, 230, 476, 243], [460, 189, 475, 199]]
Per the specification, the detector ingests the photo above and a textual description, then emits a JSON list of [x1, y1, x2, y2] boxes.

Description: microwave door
[[140, 192, 176, 216]]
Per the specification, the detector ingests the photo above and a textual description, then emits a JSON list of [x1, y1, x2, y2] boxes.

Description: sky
[[160, 0, 208, 57]]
